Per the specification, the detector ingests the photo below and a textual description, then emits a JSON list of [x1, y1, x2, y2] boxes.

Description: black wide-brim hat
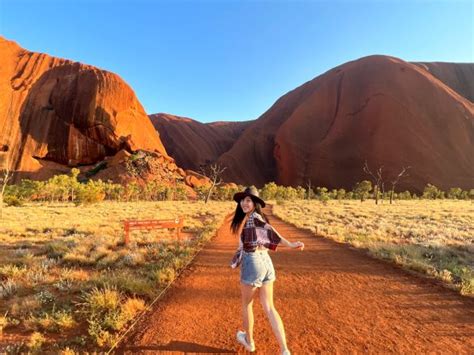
[[233, 186, 265, 207]]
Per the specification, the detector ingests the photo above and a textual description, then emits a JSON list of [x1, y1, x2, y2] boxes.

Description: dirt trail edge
[[120, 206, 474, 354]]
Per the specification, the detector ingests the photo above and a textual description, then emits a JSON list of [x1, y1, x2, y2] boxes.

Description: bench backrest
[[124, 218, 184, 229]]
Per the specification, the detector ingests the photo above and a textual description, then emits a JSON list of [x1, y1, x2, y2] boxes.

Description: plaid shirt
[[230, 212, 281, 268], [242, 212, 281, 251]]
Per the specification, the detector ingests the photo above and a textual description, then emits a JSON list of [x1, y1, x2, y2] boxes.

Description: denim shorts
[[240, 249, 276, 287]]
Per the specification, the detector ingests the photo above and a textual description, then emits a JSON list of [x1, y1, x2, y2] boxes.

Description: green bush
[[260, 182, 278, 200], [4, 195, 23, 207], [353, 180, 372, 202], [447, 187, 463, 199], [315, 187, 330, 203], [74, 180, 106, 205], [423, 184, 441, 199]]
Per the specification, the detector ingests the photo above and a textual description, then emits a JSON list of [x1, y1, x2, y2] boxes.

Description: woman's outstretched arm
[[268, 224, 304, 250]]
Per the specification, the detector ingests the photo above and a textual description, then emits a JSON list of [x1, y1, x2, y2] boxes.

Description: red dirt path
[[120, 206, 474, 354]]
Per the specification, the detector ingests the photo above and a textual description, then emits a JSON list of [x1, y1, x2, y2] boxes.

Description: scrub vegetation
[[273, 199, 473, 296], [0, 201, 234, 352]]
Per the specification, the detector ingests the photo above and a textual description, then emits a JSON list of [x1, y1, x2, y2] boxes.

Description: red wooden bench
[[123, 217, 184, 244]]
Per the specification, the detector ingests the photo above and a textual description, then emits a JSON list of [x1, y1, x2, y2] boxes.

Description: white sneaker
[[236, 330, 256, 352]]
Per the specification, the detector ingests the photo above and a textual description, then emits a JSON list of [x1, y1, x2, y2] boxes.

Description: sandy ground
[[120, 206, 474, 354]]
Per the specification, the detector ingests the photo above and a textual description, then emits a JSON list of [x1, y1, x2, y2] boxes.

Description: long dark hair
[[231, 198, 269, 234]]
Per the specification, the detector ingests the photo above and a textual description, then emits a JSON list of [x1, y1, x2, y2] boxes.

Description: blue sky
[[1, 0, 473, 123]]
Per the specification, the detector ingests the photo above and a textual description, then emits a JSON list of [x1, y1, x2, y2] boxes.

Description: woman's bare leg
[[259, 281, 288, 352], [240, 283, 258, 344]]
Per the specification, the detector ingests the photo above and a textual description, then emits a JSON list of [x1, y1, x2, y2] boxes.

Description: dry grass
[[0, 200, 234, 351], [273, 199, 474, 295]]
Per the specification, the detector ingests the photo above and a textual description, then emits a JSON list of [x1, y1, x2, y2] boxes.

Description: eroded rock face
[[150, 113, 253, 171], [91, 149, 181, 185], [218, 55, 474, 192], [183, 169, 212, 188], [0, 36, 168, 180]]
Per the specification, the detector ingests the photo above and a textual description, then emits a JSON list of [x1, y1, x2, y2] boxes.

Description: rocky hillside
[[150, 113, 253, 171], [216, 55, 474, 192], [0, 36, 186, 186]]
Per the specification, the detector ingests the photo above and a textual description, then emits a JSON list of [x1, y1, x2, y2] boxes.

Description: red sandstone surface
[[0, 36, 168, 181], [150, 113, 253, 171], [217, 55, 474, 191], [414, 62, 474, 102]]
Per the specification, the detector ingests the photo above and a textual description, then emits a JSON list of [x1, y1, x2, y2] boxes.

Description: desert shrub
[[398, 190, 412, 200], [4, 195, 24, 206], [423, 184, 443, 199], [75, 181, 105, 205], [315, 187, 330, 203], [447, 187, 463, 199], [25, 308, 76, 332], [353, 180, 372, 202], [0, 279, 18, 299], [28, 331, 46, 351], [260, 182, 278, 200], [213, 185, 240, 201], [81, 286, 145, 347]]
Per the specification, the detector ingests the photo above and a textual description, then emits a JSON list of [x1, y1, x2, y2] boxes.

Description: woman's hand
[[291, 241, 304, 250]]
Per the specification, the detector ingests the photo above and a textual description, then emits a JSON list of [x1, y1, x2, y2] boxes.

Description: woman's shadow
[[120, 340, 235, 353]]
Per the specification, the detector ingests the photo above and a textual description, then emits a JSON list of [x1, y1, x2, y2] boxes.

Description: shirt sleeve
[[253, 212, 266, 223]]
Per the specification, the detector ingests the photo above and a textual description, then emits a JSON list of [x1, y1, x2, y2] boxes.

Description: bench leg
[[124, 225, 130, 245]]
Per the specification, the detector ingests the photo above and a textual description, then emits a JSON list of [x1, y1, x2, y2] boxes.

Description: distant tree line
[[1, 169, 473, 207], [259, 181, 474, 204], [2, 168, 242, 206]]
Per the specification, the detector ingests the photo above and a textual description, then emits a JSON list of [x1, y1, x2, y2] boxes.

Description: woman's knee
[[260, 300, 274, 314], [242, 298, 254, 307]]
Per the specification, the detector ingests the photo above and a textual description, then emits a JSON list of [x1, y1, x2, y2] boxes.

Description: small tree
[[353, 180, 372, 202], [305, 179, 313, 200], [315, 187, 330, 204], [0, 153, 12, 218], [336, 188, 346, 200], [447, 187, 463, 199], [69, 168, 81, 202], [295, 186, 306, 200], [199, 163, 227, 203], [398, 190, 412, 200], [423, 184, 441, 199], [283, 186, 298, 201], [261, 182, 278, 200], [469, 189, 474, 200], [389, 166, 410, 204], [363, 161, 383, 204]]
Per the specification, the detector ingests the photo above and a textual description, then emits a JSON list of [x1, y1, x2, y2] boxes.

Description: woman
[[230, 186, 304, 355]]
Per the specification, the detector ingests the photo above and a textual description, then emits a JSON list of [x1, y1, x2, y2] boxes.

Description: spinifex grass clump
[[79, 286, 145, 347]]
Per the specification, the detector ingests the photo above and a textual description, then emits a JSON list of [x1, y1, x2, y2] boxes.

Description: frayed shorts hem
[[240, 277, 276, 288]]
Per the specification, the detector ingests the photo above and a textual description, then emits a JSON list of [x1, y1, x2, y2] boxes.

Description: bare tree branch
[[0, 153, 12, 218], [389, 166, 410, 204], [363, 160, 383, 204], [200, 163, 227, 203]]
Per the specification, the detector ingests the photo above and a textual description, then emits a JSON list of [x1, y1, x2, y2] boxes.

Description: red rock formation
[[413, 62, 474, 102], [0, 36, 168, 180], [91, 149, 180, 185], [218, 55, 474, 192], [150, 113, 253, 171], [184, 169, 212, 188]]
